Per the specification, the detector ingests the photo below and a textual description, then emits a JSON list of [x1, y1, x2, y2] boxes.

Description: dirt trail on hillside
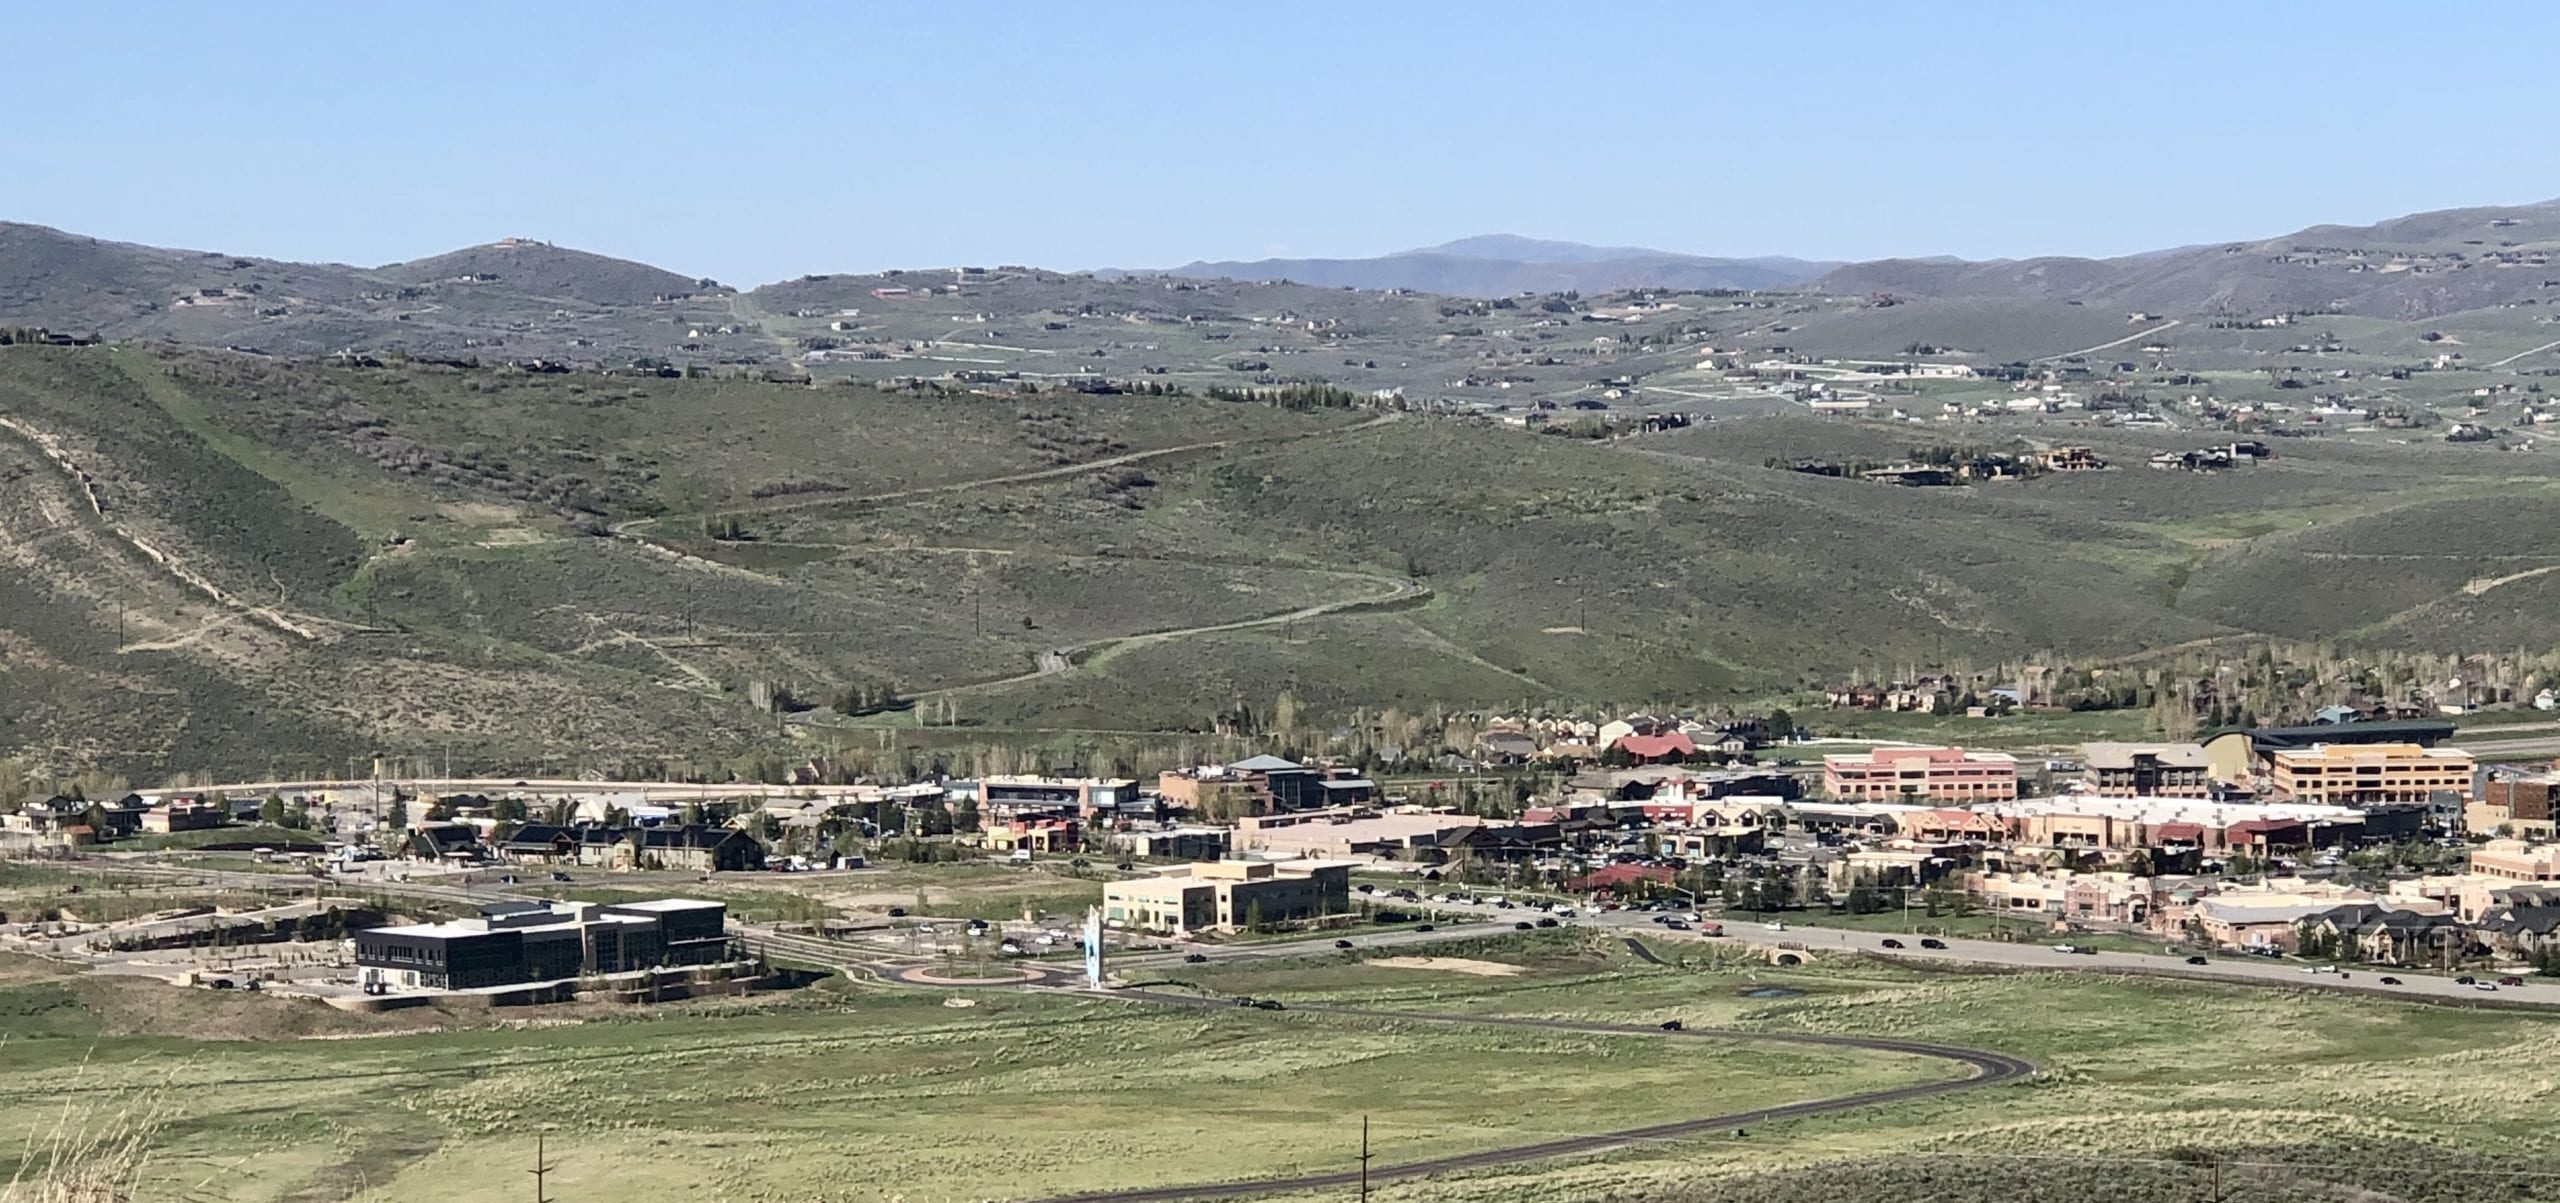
[[0, 415, 331, 643]]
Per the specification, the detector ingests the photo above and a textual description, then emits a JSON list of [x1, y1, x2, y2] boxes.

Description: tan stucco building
[[2268, 743, 2474, 807], [1103, 860, 1353, 934]]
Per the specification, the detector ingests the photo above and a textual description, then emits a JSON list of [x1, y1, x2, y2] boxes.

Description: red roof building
[[1615, 732, 1697, 762]]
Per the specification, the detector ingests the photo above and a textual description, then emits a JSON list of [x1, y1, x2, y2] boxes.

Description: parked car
[[888, 907, 907, 917], [2300, 964, 2338, 975], [1514, 921, 1534, 931], [2500, 975, 2526, 987], [1253, 999, 1286, 1011], [2185, 955, 2209, 966], [2456, 975, 2479, 985], [1535, 917, 1558, 928], [1665, 920, 1691, 931], [2378, 976, 2402, 985], [1880, 938, 1904, 950], [2475, 982, 2500, 992], [549, 871, 572, 882], [1659, 1019, 1685, 1031], [1920, 938, 1947, 950], [1334, 939, 1354, 950], [1763, 921, 1787, 932], [1232, 996, 1258, 1007], [1183, 953, 1208, 964], [1415, 924, 1436, 933]]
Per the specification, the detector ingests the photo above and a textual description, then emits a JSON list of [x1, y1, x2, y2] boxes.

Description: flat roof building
[[2080, 743, 2211, 798], [354, 899, 730, 992], [1823, 746, 2018, 802], [2268, 743, 2475, 808], [1103, 860, 1352, 935], [2471, 839, 2560, 884]]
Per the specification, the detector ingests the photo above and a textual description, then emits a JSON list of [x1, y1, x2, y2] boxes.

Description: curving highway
[[1026, 986, 2034, 1203]]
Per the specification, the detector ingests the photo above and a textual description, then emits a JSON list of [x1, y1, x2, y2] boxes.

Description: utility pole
[[530, 1132, 555, 1203], [1357, 1115, 1372, 1203], [2208, 1158, 2221, 1203]]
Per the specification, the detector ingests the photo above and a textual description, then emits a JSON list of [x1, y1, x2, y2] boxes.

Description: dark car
[[1415, 924, 1436, 933], [1334, 939, 1354, 950], [888, 907, 908, 917], [1881, 938, 1904, 949], [1183, 953, 1208, 964], [2456, 975, 2478, 985], [1920, 938, 1946, 950], [1254, 999, 1286, 1011], [2378, 976, 2402, 985], [1514, 921, 1534, 931], [209, 978, 235, 990], [2500, 975, 2526, 987], [1659, 1019, 1685, 1031], [2185, 955, 2209, 965], [2070, 945, 2098, 954], [1664, 920, 1690, 931], [1357, 884, 1376, 894], [1536, 917, 1559, 928], [549, 871, 573, 882]]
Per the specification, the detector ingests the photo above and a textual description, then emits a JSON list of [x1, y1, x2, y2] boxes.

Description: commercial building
[[1822, 746, 2018, 802], [1232, 807, 1485, 858], [1111, 825, 1233, 861], [1158, 757, 1375, 817], [2267, 743, 2475, 808], [1102, 860, 1353, 934], [1975, 796, 2367, 853], [2080, 743, 2211, 798], [2471, 767, 2560, 839], [2470, 839, 2560, 884], [979, 776, 1139, 822], [140, 796, 226, 833], [354, 899, 732, 991], [2201, 719, 2457, 783]]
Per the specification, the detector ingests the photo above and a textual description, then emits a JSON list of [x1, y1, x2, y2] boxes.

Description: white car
[[2300, 964, 2339, 975], [1763, 921, 1787, 932]]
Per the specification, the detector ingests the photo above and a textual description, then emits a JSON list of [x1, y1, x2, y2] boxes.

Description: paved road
[[1025, 991, 2032, 1203]]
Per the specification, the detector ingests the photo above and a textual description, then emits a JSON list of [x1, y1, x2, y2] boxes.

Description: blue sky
[[6, 1, 2557, 283]]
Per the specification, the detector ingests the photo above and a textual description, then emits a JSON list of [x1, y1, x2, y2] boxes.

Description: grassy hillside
[[8, 340, 2560, 777], [2, 941, 2554, 1203]]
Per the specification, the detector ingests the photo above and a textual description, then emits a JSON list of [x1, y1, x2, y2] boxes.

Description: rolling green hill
[[4, 339, 2559, 779]]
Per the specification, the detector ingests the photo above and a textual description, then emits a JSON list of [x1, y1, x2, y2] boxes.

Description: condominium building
[[1102, 860, 1353, 934], [2267, 743, 2475, 808], [2080, 743, 2211, 798], [1823, 746, 2018, 802]]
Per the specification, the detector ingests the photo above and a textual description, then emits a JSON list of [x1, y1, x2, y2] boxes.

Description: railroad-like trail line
[[1028, 990, 2035, 1203], [2035, 318, 2181, 363], [2486, 337, 2560, 369]]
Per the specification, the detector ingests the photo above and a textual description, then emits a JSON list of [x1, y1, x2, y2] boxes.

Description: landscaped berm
[[1, 937, 2555, 1203]]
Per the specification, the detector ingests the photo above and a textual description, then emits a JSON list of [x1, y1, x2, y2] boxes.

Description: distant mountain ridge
[[1815, 198, 2560, 319], [1160, 235, 1840, 297], [8, 196, 2560, 363]]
